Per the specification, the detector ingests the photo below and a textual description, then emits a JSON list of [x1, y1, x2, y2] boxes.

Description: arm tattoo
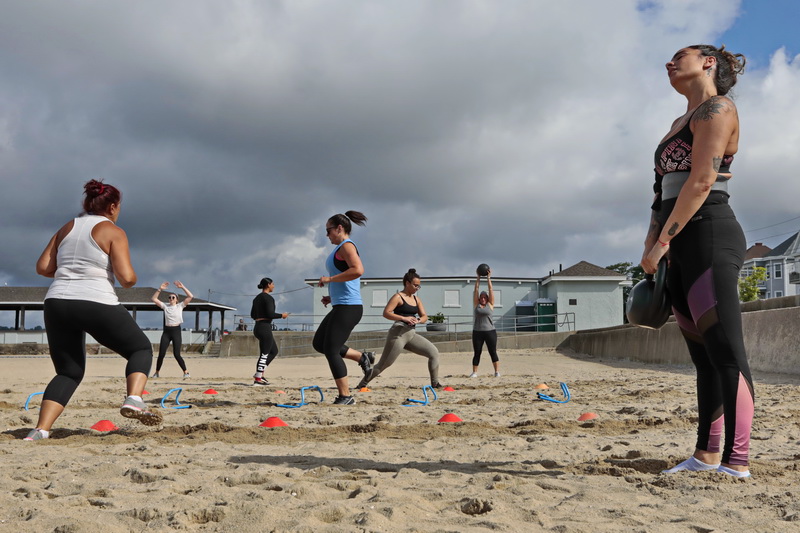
[[694, 96, 726, 122], [667, 223, 679, 236], [712, 156, 722, 172]]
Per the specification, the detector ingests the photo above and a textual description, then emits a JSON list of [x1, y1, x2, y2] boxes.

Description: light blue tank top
[[326, 239, 362, 305]]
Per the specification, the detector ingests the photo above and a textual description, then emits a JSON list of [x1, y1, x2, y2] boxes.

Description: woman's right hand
[[281, 312, 290, 319], [404, 316, 418, 326], [160, 281, 170, 290]]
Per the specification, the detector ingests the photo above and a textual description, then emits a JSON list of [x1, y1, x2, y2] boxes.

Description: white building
[[742, 232, 800, 299], [305, 260, 630, 333]]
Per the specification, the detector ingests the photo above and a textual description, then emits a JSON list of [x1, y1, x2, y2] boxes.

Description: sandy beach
[[2, 348, 799, 532]]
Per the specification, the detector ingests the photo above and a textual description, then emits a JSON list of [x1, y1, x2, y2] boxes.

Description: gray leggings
[[364, 323, 439, 385]]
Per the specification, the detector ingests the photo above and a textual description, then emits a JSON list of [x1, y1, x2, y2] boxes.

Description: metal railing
[[230, 312, 575, 355]]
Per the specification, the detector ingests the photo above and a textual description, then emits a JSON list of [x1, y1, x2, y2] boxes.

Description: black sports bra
[[393, 295, 419, 317]]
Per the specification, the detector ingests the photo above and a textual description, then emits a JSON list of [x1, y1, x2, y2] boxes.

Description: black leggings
[[254, 321, 279, 372], [659, 196, 754, 466], [156, 325, 187, 372], [472, 329, 499, 366], [43, 298, 153, 406], [312, 304, 362, 380]]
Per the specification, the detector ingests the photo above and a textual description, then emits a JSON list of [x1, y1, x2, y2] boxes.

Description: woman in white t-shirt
[[151, 281, 193, 378]]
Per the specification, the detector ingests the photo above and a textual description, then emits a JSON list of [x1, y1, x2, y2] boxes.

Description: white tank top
[[45, 215, 119, 305]]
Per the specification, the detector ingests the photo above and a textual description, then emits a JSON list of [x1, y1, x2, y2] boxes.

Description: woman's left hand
[[641, 243, 669, 274], [318, 276, 328, 287]]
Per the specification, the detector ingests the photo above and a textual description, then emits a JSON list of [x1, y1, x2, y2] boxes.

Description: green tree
[[738, 266, 766, 302]]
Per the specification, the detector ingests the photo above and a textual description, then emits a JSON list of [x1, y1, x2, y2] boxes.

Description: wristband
[[658, 239, 669, 247]]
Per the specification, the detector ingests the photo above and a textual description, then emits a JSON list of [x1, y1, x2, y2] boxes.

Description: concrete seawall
[[562, 297, 800, 375], [220, 329, 573, 359]]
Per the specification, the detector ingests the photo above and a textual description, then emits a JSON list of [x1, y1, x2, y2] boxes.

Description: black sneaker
[[359, 352, 373, 376], [332, 395, 356, 405], [253, 377, 269, 386], [431, 381, 444, 389]]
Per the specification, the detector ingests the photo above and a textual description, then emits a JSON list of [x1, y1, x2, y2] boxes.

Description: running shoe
[[332, 395, 356, 405], [253, 377, 270, 386], [120, 396, 163, 426], [468, 372, 478, 378], [363, 351, 375, 364], [183, 372, 191, 379], [431, 381, 444, 389], [151, 372, 160, 378], [359, 352, 373, 376], [24, 429, 48, 441], [494, 372, 501, 377]]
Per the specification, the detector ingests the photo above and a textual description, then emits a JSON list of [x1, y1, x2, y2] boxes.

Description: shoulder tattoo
[[694, 96, 731, 122]]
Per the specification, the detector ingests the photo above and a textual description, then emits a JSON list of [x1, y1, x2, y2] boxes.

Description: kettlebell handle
[[653, 258, 667, 304]]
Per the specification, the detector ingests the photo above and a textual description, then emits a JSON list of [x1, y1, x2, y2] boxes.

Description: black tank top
[[393, 295, 419, 317]]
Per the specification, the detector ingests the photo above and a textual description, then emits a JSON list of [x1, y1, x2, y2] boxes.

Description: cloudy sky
[[1, 0, 798, 329]]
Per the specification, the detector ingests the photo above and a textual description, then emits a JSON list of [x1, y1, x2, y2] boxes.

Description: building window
[[776, 291, 783, 297], [443, 290, 460, 307], [494, 290, 503, 308], [371, 289, 388, 307], [775, 264, 782, 279], [569, 298, 577, 306]]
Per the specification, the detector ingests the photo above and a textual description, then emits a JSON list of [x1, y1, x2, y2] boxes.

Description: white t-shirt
[[156, 300, 186, 327]]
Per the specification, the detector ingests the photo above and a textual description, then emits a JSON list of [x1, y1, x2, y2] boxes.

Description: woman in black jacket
[[250, 277, 289, 386]]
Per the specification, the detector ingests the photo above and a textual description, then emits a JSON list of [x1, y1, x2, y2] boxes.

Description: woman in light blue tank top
[[312, 210, 375, 405]]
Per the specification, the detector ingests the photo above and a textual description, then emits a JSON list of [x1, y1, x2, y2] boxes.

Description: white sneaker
[[494, 372, 501, 377], [468, 372, 478, 378]]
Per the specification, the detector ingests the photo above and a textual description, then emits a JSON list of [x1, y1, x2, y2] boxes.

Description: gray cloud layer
[[1, 1, 798, 327]]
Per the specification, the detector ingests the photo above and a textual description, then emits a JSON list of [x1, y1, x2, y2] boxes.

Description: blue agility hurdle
[[537, 382, 571, 403], [403, 385, 438, 406], [161, 388, 192, 409], [24, 392, 44, 411], [276, 385, 324, 408]]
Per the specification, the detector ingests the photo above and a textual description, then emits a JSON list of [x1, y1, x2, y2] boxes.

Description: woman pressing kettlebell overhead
[[642, 44, 752, 478], [470, 266, 499, 378]]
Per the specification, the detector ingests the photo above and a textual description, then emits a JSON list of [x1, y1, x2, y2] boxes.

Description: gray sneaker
[[120, 396, 163, 426], [332, 395, 356, 405], [24, 428, 48, 441]]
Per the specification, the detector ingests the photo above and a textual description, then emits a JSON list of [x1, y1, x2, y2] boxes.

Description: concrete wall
[[562, 297, 800, 375], [220, 329, 572, 358]]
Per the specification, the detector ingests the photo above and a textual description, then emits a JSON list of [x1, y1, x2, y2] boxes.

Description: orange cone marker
[[203, 388, 218, 395], [90, 420, 118, 432], [260, 416, 288, 428], [443, 386, 455, 392], [578, 412, 597, 421], [359, 387, 371, 392], [535, 383, 549, 390], [438, 413, 463, 423], [275, 390, 286, 394]]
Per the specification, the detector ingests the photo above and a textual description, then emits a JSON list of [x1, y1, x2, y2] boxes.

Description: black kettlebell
[[626, 258, 670, 329]]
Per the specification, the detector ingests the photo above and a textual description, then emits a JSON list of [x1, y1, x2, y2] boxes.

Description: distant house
[[305, 261, 630, 333], [741, 233, 800, 298]]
